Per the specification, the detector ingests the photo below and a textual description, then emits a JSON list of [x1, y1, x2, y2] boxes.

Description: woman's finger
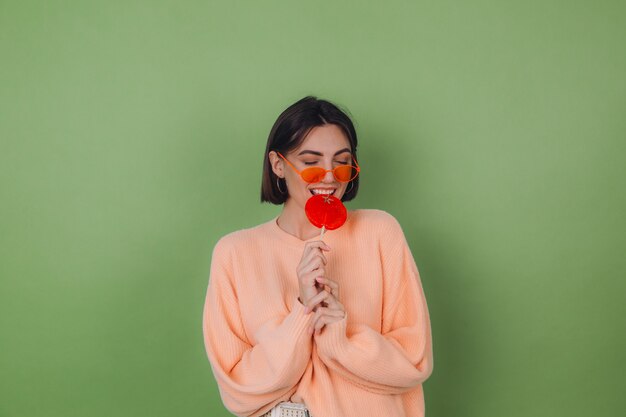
[[304, 290, 330, 313], [303, 255, 326, 274], [310, 312, 345, 335], [302, 241, 331, 263], [301, 250, 327, 271], [319, 307, 345, 320], [301, 261, 324, 282], [297, 255, 321, 277], [308, 308, 345, 335], [315, 277, 339, 299], [318, 291, 344, 312], [305, 240, 331, 252], [306, 267, 326, 293], [305, 289, 345, 314]]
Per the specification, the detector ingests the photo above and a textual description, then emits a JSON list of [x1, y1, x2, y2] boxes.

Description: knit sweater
[[202, 209, 434, 417]]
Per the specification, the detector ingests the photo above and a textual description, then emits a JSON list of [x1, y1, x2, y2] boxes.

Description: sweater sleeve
[[314, 214, 434, 395], [202, 237, 316, 417]]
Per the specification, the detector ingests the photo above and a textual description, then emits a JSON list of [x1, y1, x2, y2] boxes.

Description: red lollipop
[[305, 194, 347, 239]]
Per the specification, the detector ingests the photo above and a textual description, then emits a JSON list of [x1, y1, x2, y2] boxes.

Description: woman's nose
[[322, 169, 335, 183]]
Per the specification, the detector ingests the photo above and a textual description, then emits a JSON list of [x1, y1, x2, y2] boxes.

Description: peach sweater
[[203, 209, 434, 417]]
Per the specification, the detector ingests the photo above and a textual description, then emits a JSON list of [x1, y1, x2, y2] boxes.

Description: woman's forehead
[[295, 125, 351, 154]]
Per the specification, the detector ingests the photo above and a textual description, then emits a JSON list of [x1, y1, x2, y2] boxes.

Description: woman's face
[[272, 124, 353, 209]]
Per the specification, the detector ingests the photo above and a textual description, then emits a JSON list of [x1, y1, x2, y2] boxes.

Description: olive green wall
[[1, 1, 624, 416]]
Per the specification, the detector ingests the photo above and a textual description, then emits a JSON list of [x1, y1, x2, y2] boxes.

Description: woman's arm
[[314, 215, 434, 395], [203, 238, 315, 417]]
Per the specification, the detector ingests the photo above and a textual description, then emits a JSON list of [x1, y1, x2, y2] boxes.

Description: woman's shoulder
[[211, 221, 269, 256], [350, 208, 403, 232]]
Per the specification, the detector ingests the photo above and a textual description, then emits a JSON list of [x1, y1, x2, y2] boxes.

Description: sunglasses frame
[[275, 150, 361, 183]]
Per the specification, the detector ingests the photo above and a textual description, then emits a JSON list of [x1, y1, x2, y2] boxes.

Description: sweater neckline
[[266, 210, 354, 246]]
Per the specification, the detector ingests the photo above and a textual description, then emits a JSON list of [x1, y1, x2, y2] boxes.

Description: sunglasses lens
[[301, 167, 326, 183], [334, 165, 356, 182], [301, 166, 359, 183]]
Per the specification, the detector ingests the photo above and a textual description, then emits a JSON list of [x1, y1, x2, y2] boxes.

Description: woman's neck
[[277, 199, 321, 241]]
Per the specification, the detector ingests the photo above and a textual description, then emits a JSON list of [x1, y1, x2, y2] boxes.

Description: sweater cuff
[[290, 295, 315, 338]]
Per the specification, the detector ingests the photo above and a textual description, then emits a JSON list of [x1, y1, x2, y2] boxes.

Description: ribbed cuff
[[290, 295, 315, 339]]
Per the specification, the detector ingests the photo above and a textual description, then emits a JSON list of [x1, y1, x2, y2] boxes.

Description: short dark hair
[[261, 96, 360, 205]]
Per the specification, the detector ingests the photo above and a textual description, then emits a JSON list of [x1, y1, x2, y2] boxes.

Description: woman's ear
[[268, 151, 284, 178]]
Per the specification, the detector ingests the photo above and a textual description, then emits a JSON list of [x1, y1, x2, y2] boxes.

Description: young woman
[[203, 96, 433, 417]]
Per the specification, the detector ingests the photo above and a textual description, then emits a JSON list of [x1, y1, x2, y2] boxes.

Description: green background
[[1, 1, 624, 416]]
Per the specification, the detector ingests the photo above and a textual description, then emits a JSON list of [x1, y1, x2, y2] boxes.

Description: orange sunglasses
[[276, 151, 361, 183]]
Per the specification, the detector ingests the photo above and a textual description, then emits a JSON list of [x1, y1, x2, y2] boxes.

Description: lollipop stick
[[319, 225, 326, 240]]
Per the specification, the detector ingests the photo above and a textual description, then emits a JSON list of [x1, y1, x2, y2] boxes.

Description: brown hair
[[260, 96, 360, 204]]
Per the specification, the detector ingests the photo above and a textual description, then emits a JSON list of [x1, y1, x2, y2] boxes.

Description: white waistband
[[260, 401, 312, 417]]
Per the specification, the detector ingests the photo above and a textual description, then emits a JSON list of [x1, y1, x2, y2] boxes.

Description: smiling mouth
[[309, 189, 336, 196]]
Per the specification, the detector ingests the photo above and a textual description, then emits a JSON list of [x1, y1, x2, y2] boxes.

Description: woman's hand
[[306, 277, 346, 335], [297, 241, 331, 308]]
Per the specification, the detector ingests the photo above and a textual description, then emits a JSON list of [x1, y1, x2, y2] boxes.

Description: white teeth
[[311, 189, 335, 195]]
